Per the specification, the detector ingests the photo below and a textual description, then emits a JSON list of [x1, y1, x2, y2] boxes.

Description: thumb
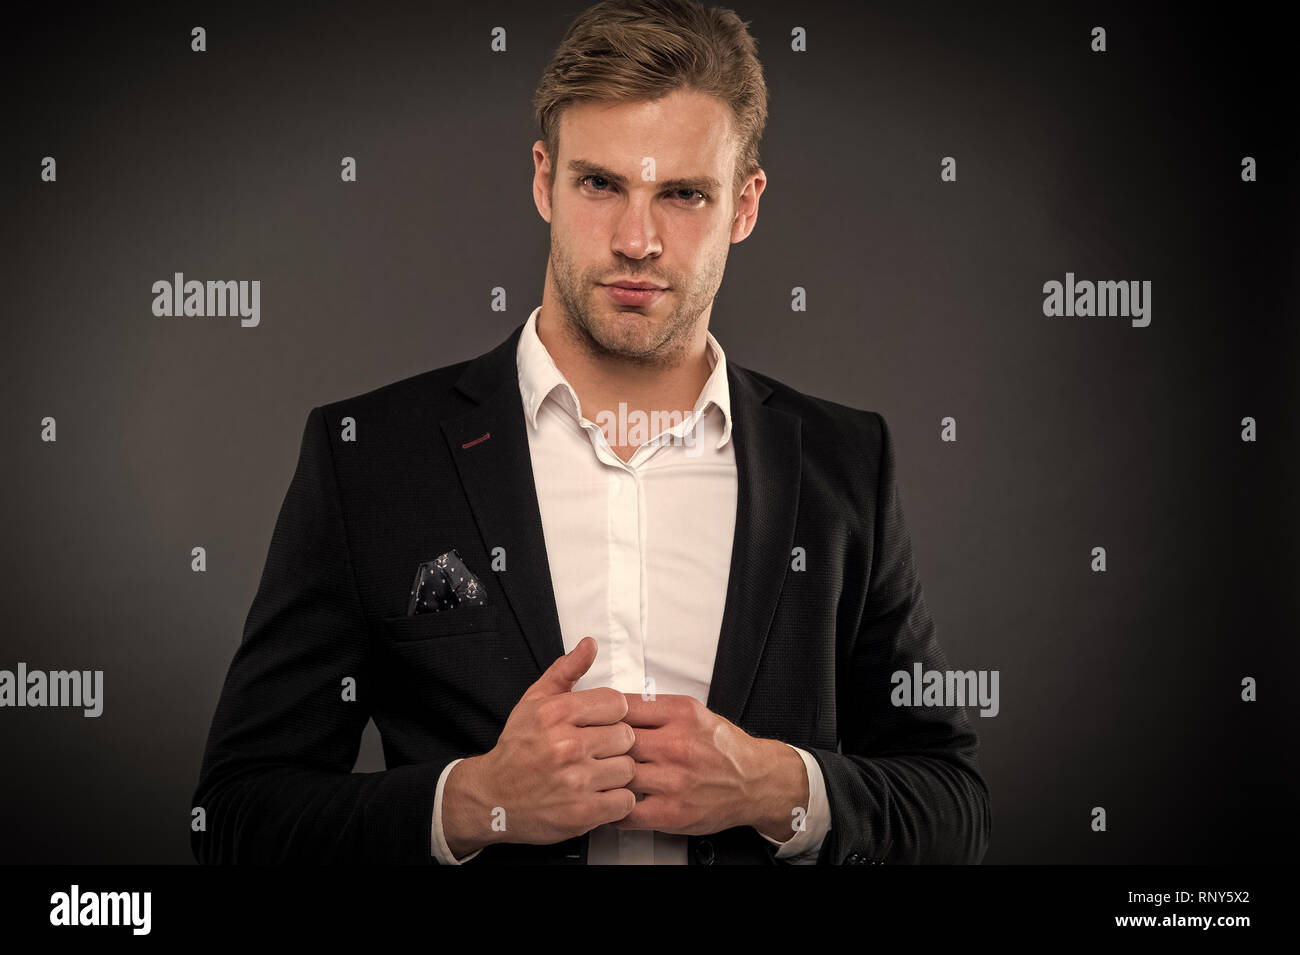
[[520, 636, 597, 701]]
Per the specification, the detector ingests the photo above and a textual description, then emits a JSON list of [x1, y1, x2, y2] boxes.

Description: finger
[[565, 686, 629, 727], [612, 794, 671, 831], [625, 725, 667, 762], [627, 761, 671, 796], [589, 754, 636, 792], [592, 788, 638, 826], [582, 721, 635, 758], [621, 692, 681, 728], [520, 637, 597, 702]]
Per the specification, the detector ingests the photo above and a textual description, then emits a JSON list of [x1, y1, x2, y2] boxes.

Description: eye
[[577, 176, 709, 205]]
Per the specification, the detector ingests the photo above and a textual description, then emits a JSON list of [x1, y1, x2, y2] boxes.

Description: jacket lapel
[[705, 364, 803, 725], [438, 322, 804, 726], [441, 324, 566, 674]]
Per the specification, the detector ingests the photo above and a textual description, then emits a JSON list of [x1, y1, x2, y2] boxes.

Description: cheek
[[558, 208, 609, 256], [676, 217, 726, 253], [566, 199, 611, 232]]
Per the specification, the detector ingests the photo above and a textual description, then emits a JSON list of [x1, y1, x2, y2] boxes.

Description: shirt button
[[693, 839, 715, 865]]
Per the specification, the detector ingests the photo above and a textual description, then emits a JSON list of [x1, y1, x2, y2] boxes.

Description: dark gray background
[[2, 0, 1295, 863]]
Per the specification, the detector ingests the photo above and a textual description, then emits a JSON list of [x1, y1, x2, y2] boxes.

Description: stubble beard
[[548, 226, 727, 371]]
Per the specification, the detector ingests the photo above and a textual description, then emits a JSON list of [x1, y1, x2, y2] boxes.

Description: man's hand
[[614, 693, 810, 843], [442, 637, 637, 858]]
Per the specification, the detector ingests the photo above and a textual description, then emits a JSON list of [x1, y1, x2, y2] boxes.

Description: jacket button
[[846, 852, 862, 864], [694, 839, 715, 865]]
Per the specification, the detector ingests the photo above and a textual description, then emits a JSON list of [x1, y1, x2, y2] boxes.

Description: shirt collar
[[516, 305, 733, 450]]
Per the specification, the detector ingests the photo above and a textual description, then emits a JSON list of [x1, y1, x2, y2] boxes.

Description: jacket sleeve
[[190, 405, 453, 864], [805, 411, 992, 864]]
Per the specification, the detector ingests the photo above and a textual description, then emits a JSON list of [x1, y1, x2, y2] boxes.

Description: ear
[[532, 140, 553, 223], [730, 168, 767, 243]]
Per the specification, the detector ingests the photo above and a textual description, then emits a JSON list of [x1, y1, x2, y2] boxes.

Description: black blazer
[[191, 322, 991, 865]]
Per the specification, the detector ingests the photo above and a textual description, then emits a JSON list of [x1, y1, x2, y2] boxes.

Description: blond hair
[[533, 0, 768, 201]]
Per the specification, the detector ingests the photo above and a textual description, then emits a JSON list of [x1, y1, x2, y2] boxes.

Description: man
[[191, 0, 990, 865]]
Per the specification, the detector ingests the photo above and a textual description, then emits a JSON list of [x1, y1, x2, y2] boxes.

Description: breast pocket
[[379, 604, 500, 643]]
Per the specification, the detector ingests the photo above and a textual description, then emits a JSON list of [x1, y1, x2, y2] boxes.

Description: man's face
[[533, 88, 754, 368]]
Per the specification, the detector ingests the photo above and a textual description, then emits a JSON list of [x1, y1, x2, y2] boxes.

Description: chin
[[591, 311, 658, 346]]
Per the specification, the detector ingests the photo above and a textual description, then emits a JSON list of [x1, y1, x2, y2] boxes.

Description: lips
[[602, 283, 666, 307]]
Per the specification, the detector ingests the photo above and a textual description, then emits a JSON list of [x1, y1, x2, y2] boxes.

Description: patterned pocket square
[[407, 549, 488, 615]]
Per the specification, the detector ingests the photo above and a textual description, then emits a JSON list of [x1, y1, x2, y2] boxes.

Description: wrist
[[746, 739, 808, 842], [442, 753, 500, 858]]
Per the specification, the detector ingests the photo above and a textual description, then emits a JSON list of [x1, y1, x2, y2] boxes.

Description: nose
[[610, 192, 662, 260]]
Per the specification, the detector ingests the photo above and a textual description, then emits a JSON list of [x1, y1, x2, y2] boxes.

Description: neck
[[535, 308, 714, 424]]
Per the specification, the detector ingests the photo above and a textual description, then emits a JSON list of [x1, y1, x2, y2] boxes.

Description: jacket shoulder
[[737, 364, 884, 458], [315, 358, 476, 419]]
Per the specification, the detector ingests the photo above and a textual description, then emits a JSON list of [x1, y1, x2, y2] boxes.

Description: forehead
[[556, 88, 735, 174]]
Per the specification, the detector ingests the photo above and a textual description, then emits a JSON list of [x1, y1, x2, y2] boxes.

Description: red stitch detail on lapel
[[461, 432, 491, 449]]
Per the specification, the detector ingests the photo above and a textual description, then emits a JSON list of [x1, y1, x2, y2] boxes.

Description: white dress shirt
[[431, 306, 830, 864]]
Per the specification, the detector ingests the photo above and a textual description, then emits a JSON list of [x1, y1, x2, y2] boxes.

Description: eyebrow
[[566, 159, 722, 194]]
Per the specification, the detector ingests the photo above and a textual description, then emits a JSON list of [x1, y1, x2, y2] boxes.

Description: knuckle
[[559, 766, 582, 792], [602, 687, 628, 717], [686, 697, 706, 725], [551, 735, 577, 763], [537, 697, 566, 725]]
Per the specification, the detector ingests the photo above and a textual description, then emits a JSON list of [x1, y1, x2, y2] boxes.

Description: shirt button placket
[[608, 466, 637, 689]]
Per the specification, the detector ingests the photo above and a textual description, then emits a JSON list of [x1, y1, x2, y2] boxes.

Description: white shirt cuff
[[757, 744, 831, 863]]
